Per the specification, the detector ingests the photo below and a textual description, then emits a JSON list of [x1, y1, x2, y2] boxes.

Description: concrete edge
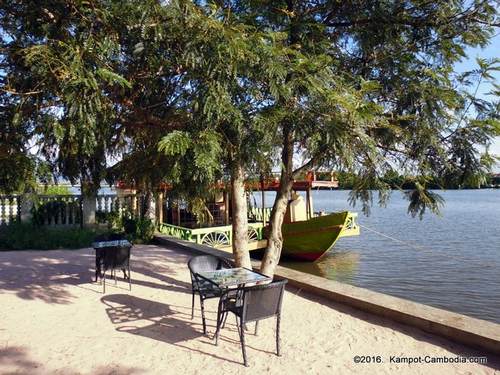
[[154, 235, 500, 356]]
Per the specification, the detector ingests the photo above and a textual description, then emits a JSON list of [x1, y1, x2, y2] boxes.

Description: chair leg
[[222, 312, 228, 329], [114, 269, 117, 285], [95, 255, 101, 282], [238, 317, 248, 367], [254, 321, 259, 336], [214, 298, 224, 345], [103, 271, 106, 294], [128, 265, 131, 291], [191, 292, 196, 319], [200, 297, 207, 334], [276, 314, 281, 356]]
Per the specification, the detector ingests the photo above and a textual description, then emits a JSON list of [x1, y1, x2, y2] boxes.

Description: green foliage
[[404, 184, 445, 220], [158, 131, 192, 156], [95, 210, 155, 243], [122, 217, 155, 243], [31, 200, 81, 227], [37, 185, 72, 195], [216, 0, 500, 219], [95, 210, 123, 230], [0, 223, 99, 250], [1, 0, 498, 222]]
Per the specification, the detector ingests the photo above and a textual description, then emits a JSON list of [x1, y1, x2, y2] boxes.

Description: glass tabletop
[[92, 240, 132, 249], [197, 267, 271, 288]]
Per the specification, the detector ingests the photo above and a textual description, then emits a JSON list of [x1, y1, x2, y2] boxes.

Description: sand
[[0, 244, 498, 375]]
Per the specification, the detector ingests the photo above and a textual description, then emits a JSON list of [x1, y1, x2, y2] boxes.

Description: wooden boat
[[155, 171, 360, 261], [281, 211, 349, 261]]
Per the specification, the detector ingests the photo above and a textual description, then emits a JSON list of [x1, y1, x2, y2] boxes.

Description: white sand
[[0, 245, 498, 374]]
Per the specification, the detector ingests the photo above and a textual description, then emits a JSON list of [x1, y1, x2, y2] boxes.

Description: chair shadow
[[0, 245, 192, 304], [101, 294, 252, 365]]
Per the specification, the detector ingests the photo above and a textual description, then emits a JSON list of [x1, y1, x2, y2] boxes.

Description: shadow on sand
[[101, 293, 257, 365], [0, 245, 191, 304]]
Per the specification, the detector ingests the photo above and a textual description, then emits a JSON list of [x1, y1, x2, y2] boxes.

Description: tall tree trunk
[[143, 190, 156, 223], [261, 1, 299, 276], [260, 128, 294, 276], [231, 162, 252, 268]]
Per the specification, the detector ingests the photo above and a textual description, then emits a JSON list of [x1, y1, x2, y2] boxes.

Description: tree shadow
[[0, 345, 145, 375], [287, 284, 500, 370], [0, 245, 192, 304], [0, 250, 95, 304], [0, 346, 42, 374], [90, 365, 145, 375]]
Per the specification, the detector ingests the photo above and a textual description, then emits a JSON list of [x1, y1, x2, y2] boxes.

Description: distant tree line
[[336, 171, 500, 190]]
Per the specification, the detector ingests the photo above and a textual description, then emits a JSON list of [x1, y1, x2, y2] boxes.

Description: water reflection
[[282, 250, 360, 283]]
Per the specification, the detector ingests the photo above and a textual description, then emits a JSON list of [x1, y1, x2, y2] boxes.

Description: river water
[[254, 189, 500, 324]]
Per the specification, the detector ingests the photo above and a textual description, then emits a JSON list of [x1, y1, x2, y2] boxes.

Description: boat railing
[[157, 221, 266, 249], [339, 212, 360, 238], [248, 206, 272, 223]]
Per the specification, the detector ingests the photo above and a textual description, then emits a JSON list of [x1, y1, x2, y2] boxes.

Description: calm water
[[253, 189, 500, 324]]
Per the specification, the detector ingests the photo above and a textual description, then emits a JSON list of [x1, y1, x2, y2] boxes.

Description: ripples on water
[[254, 189, 500, 324]]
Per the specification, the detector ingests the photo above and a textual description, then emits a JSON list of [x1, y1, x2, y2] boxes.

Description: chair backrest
[[241, 279, 287, 322], [188, 255, 232, 286], [102, 246, 131, 269]]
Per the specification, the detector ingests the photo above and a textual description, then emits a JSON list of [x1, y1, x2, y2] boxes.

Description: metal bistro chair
[[100, 243, 132, 293], [187, 255, 233, 334], [94, 233, 132, 293], [215, 278, 288, 367]]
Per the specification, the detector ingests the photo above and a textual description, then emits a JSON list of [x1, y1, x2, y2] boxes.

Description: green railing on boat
[[248, 206, 272, 223], [157, 211, 359, 249], [157, 222, 265, 248]]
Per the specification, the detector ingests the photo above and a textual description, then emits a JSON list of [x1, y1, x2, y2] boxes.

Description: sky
[[454, 33, 500, 171]]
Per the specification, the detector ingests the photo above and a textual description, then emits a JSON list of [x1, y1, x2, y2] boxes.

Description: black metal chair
[[93, 233, 132, 293], [100, 243, 131, 293], [187, 255, 233, 334], [215, 278, 288, 367]]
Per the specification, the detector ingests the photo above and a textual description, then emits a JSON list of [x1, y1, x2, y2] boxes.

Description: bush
[[38, 185, 72, 195], [0, 223, 101, 250], [32, 200, 82, 226], [96, 210, 122, 230], [123, 217, 155, 243]]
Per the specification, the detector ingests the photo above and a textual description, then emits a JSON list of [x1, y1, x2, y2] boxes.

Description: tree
[[212, 0, 500, 276], [0, 1, 133, 196], [2, 1, 498, 278], [158, 1, 281, 268]]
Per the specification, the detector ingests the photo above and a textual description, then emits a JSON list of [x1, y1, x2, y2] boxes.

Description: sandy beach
[[0, 244, 498, 374]]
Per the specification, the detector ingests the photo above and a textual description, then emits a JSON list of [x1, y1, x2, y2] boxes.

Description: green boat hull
[[281, 211, 348, 261]]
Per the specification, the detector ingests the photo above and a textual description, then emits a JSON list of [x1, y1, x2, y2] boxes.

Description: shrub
[[38, 185, 72, 195], [0, 223, 100, 250], [123, 217, 155, 243], [32, 200, 82, 226], [96, 210, 122, 230]]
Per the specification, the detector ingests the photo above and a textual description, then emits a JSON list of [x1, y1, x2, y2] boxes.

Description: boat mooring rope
[[358, 224, 429, 252], [357, 223, 494, 268]]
